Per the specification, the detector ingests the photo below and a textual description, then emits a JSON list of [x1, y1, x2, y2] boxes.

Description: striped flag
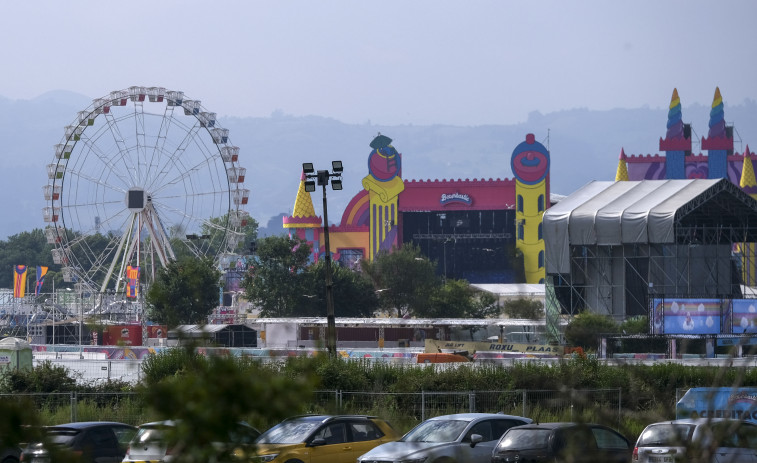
[[13, 265, 27, 298], [126, 266, 140, 298], [35, 266, 49, 295]]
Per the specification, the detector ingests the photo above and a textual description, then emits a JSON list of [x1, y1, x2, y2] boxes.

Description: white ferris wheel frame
[[43, 86, 250, 295]]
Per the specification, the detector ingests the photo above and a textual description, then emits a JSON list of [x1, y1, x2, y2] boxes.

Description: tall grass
[[5, 354, 755, 442]]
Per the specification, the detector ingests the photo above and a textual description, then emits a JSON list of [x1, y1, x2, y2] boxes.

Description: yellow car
[[253, 415, 400, 463]]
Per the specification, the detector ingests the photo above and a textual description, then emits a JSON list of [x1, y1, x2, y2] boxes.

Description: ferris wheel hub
[[127, 188, 147, 212]]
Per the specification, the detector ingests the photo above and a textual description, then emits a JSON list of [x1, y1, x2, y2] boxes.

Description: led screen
[[731, 299, 757, 334], [652, 298, 721, 335]]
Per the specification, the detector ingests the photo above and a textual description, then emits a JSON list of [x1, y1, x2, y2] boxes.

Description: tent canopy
[[544, 179, 757, 274]]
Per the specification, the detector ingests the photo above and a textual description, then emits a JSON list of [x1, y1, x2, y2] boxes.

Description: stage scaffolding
[[543, 179, 757, 342], [0, 290, 143, 343]]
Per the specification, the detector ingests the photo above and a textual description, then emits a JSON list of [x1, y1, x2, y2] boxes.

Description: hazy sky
[[1, 1, 755, 126]]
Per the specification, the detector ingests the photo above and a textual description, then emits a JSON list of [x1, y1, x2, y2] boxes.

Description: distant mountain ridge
[[1, 90, 755, 240]]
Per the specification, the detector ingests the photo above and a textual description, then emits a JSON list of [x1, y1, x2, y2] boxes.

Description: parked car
[[491, 422, 632, 463], [19, 421, 136, 463], [254, 414, 400, 463], [632, 418, 757, 463], [357, 412, 532, 463], [122, 420, 260, 462], [1, 445, 20, 463]]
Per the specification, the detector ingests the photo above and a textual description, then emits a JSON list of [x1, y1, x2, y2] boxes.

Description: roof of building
[[246, 317, 555, 327], [471, 283, 545, 297], [543, 178, 757, 274], [169, 324, 254, 336]]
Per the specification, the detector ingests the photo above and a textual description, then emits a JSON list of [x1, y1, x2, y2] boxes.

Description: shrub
[[0, 360, 77, 393], [564, 312, 619, 351]]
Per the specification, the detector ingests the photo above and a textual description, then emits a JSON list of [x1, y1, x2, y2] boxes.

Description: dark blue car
[[20, 421, 136, 463]]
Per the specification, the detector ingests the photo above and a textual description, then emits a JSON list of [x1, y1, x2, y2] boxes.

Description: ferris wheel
[[42, 86, 250, 295]]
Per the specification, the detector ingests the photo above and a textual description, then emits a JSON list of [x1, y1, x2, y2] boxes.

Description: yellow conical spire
[[669, 88, 680, 109], [291, 171, 318, 218], [712, 87, 723, 108], [615, 148, 629, 181], [740, 146, 757, 196]]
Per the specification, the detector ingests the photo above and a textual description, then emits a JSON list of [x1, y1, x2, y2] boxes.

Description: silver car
[[633, 418, 757, 463], [122, 419, 259, 462], [357, 413, 531, 463]]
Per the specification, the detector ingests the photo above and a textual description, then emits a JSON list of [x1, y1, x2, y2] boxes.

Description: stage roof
[[544, 179, 757, 274]]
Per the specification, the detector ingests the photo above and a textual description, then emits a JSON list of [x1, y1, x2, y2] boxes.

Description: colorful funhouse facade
[[616, 87, 757, 284], [284, 133, 551, 284]]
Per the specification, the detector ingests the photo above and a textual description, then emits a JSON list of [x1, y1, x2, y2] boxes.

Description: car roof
[[50, 422, 133, 429], [138, 420, 179, 427], [137, 420, 257, 429], [428, 413, 531, 422], [644, 418, 752, 426], [509, 422, 603, 430], [284, 414, 379, 422]]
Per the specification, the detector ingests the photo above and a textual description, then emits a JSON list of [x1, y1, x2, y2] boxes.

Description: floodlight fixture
[[331, 179, 343, 190], [304, 180, 316, 192], [302, 162, 314, 174], [316, 170, 329, 186], [332, 160, 343, 173]]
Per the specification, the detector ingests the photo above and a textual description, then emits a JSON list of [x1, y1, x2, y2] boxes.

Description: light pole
[[303, 161, 343, 358]]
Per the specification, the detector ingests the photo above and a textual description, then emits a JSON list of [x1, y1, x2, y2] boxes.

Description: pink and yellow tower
[[283, 171, 322, 262], [510, 134, 550, 283], [361, 134, 405, 259]]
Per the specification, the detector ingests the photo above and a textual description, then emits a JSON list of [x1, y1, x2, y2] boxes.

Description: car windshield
[[256, 421, 321, 444], [402, 420, 468, 443], [497, 429, 550, 450], [637, 424, 695, 446]]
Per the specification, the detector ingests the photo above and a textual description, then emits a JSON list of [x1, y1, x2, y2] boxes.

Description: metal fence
[[0, 392, 150, 426], [319, 389, 623, 429], [31, 358, 145, 385], [1, 388, 622, 431]]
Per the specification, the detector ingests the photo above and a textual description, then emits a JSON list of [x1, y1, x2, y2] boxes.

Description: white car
[[122, 420, 260, 462], [356, 413, 531, 463], [633, 418, 757, 463]]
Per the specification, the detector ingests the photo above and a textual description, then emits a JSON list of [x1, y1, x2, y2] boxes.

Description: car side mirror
[[470, 434, 483, 447], [308, 438, 327, 447]]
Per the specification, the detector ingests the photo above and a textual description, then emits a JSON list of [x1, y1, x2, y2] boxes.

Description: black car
[[20, 421, 136, 463], [1, 445, 20, 463], [491, 422, 632, 463]]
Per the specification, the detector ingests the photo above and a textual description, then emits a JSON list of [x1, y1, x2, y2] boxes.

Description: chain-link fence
[[317, 389, 623, 430], [0, 392, 152, 426], [2, 388, 622, 430]]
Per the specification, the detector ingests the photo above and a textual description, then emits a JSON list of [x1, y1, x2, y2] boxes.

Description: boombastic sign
[[677, 387, 757, 423]]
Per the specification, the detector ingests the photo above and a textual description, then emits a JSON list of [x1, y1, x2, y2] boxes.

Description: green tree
[[242, 235, 312, 317], [503, 297, 545, 319], [139, 345, 319, 462], [564, 311, 619, 352], [360, 244, 440, 318], [145, 256, 222, 328], [422, 279, 499, 319], [299, 261, 380, 317]]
